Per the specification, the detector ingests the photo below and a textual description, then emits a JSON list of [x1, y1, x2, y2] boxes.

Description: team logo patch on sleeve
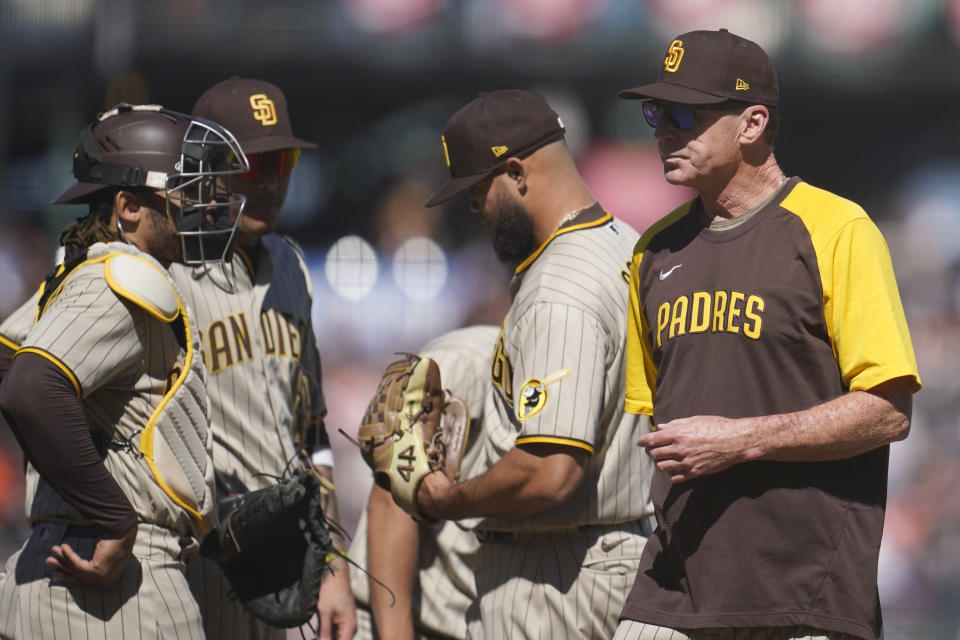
[[517, 369, 569, 420]]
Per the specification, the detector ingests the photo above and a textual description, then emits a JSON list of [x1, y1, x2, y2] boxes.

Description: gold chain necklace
[[555, 204, 593, 231]]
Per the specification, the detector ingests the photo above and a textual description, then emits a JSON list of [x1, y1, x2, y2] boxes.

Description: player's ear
[[503, 157, 526, 192], [115, 189, 142, 223], [738, 104, 769, 146]]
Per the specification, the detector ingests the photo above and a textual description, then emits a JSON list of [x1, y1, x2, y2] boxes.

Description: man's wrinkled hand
[[638, 415, 751, 483]]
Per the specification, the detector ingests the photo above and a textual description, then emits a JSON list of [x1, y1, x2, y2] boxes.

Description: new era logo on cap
[[618, 29, 779, 107], [425, 89, 566, 207]]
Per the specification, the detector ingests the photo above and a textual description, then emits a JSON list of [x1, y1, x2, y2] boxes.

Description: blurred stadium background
[[1, 0, 959, 637]]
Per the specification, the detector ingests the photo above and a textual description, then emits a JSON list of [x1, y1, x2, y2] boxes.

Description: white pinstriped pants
[[466, 519, 652, 640], [0, 521, 203, 640], [613, 620, 860, 640]]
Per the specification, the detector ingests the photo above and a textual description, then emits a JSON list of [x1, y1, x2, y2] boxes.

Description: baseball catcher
[[202, 463, 342, 628], [354, 353, 469, 521]]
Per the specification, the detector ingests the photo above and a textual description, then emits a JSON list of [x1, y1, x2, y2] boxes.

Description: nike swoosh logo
[[600, 537, 627, 553], [659, 264, 682, 280]]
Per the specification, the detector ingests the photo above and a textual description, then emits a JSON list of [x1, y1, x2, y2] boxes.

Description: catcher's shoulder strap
[[37, 246, 87, 321]]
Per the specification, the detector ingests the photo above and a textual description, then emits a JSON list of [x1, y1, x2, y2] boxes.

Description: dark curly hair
[[58, 190, 123, 264]]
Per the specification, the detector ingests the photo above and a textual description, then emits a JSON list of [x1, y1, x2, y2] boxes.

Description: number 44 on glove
[[352, 353, 468, 521]]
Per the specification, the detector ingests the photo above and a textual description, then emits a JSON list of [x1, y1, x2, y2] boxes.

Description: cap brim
[[618, 82, 728, 105], [52, 182, 109, 205], [241, 135, 318, 155], [424, 172, 494, 208]]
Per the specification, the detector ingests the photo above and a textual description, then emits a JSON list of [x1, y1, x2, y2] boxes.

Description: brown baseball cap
[[424, 89, 566, 207], [192, 77, 317, 154], [619, 29, 779, 107]]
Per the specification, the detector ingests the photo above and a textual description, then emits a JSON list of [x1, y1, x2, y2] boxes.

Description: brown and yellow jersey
[[621, 178, 920, 639]]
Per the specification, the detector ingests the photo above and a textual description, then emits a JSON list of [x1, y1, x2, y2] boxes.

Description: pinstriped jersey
[[621, 178, 921, 639], [17, 242, 213, 538], [350, 325, 498, 640], [0, 288, 39, 349], [479, 204, 654, 533], [169, 233, 326, 495]]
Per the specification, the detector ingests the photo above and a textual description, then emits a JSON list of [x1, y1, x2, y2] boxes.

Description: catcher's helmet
[[53, 104, 250, 276]]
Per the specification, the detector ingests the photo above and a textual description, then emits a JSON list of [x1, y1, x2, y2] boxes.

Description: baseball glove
[[204, 468, 336, 628], [356, 353, 469, 520]]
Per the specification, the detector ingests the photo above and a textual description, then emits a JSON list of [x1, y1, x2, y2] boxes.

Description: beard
[[489, 196, 536, 264], [145, 205, 183, 266]]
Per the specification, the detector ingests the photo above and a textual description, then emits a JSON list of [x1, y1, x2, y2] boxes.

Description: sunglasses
[[641, 101, 739, 130], [238, 148, 301, 181]]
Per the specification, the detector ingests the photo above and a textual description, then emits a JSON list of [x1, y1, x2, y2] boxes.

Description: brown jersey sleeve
[[0, 351, 138, 537]]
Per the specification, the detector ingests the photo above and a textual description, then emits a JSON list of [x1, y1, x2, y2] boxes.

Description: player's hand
[[46, 522, 138, 586], [637, 415, 752, 483], [416, 470, 452, 520], [315, 555, 356, 640]]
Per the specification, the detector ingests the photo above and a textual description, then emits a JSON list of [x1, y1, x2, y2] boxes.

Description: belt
[[476, 516, 656, 544]]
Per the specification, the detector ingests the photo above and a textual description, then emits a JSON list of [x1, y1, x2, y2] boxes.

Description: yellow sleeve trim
[[515, 435, 595, 455], [624, 399, 653, 416], [14, 347, 81, 396], [0, 334, 19, 352], [849, 370, 921, 394]]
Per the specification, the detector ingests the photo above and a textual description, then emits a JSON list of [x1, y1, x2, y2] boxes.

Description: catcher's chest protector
[[93, 243, 217, 537]]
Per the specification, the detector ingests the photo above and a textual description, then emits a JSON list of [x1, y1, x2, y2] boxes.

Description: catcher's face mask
[[164, 114, 249, 290], [66, 104, 250, 291]]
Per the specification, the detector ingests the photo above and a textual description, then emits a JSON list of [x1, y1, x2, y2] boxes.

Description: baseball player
[[171, 77, 355, 640], [0, 104, 248, 638], [412, 89, 656, 639], [349, 324, 498, 640], [615, 29, 920, 640]]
